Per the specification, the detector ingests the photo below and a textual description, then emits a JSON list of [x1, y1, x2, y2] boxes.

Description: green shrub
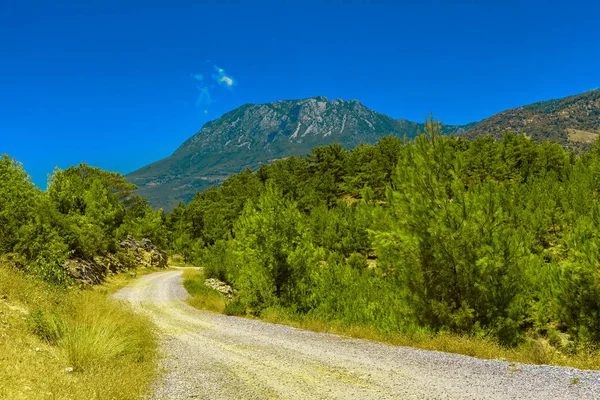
[[224, 298, 246, 316], [27, 307, 64, 343], [201, 240, 233, 282]]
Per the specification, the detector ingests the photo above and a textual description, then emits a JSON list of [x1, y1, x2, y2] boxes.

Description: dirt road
[[114, 269, 600, 399]]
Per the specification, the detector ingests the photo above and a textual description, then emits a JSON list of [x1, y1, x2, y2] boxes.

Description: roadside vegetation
[[174, 118, 600, 370], [183, 266, 600, 370], [0, 155, 167, 285], [0, 264, 156, 399], [0, 155, 163, 398], [182, 269, 226, 313]]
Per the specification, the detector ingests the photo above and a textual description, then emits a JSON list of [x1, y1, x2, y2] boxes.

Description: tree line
[[167, 119, 600, 349], [0, 159, 166, 284], [3, 118, 600, 350]]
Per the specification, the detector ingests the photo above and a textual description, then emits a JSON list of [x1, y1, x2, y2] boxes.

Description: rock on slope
[[64, 236, 168, 285]]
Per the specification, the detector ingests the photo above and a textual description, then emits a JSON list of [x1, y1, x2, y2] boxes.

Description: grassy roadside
[[181, 269, 226, 313], [96, 266, 161, 295], [0, 263, 157, 399], [182, 268, 600, 371]]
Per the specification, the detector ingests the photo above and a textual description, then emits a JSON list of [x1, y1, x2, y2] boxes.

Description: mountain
[[127, 96, 465, 210], [463, 89, 600, 151], [128, 90, 600, 211]]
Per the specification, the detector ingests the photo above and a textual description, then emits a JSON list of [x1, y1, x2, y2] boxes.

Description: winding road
[[114, 269, 600, 399]]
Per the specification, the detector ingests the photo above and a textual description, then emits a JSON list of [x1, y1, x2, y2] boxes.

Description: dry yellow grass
[[0, 263, 157, 399], [568, 128, 599, 143]]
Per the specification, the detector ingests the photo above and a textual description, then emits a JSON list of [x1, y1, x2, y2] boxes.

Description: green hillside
[[463, 89, 600, 150]]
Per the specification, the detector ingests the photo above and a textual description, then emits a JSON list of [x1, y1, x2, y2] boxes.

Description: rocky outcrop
[[119, 236, 168, 270], [64, 258, 106, 285], [64, 236, 168, 285], [204, 278, 234, 299]]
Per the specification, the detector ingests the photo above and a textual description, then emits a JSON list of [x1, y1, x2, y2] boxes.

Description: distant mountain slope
[[128, 90, 600, 211], [463, 90, 600, 150], [127, 96, 465, 210]]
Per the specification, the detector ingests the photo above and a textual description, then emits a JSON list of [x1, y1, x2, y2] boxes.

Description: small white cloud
[[202, 109, 209, 115], [191, 73, 204, 82], [219, 76, 234, 87], [212, 65, 236, 89]]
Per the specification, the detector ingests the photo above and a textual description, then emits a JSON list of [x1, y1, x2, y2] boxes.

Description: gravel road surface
[[114, 269, 600, 399]]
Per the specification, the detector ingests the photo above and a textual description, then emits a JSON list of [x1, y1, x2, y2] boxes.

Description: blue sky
[[1, 0, 599, 188]]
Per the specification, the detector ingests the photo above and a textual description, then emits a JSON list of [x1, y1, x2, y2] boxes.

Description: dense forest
[[3, 118, 600, 352], [167, 119, 600, 349]]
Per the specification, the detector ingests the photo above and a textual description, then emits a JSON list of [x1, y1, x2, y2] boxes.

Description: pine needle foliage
[[171, 117, 600, 355]]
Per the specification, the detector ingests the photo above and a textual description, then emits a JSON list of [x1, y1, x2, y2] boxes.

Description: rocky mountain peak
[[174, 96, 393, 157], [127, 96, 465, 210]]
